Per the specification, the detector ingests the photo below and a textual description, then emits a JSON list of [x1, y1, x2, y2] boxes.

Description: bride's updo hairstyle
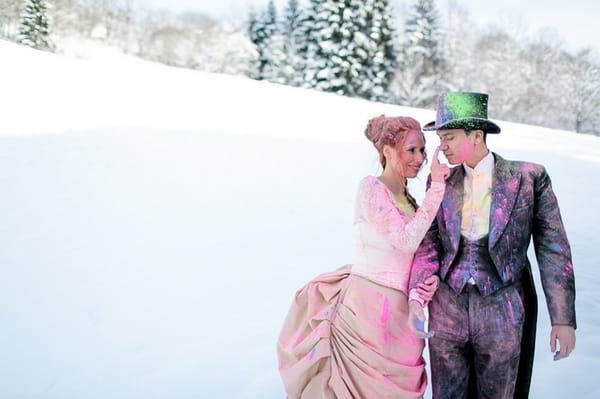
[[364, 115, 425, 169], [364, 115, 425, 210]]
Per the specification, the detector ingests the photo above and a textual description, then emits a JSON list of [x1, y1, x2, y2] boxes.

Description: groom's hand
[[551, 325, 575, 361]]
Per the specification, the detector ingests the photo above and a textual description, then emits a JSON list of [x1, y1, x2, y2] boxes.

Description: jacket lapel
[[442, 166, 464, 255], [489, 153, 521, 248]]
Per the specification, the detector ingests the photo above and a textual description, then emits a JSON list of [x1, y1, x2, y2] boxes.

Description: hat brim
[[423, 118, 501, 134]]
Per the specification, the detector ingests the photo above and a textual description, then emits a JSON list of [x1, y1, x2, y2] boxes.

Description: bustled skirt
[[277, 265, 427, 399]]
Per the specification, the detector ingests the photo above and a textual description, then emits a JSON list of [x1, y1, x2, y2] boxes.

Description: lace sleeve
[[357, 177, 445, 253]]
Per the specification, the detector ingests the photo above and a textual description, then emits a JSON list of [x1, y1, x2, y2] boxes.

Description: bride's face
[[384, 131, 426, 179]]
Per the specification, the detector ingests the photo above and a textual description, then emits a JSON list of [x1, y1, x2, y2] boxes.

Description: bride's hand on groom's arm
[[408, 300, 432, 339]]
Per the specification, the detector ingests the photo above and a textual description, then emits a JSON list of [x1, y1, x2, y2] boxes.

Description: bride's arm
[[356, 177, 445, 253]]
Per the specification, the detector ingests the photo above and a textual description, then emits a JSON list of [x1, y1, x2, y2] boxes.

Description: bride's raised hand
[[430, 147, 449, 183]]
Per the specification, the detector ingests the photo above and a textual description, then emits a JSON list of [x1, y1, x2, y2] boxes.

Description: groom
[[408, 92, 576, 398]]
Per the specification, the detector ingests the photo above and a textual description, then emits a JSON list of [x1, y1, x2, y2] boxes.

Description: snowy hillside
[[1, 40, 599, 398]]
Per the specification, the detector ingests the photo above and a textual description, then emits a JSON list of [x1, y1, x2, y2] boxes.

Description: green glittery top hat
[[423, 92, 501, 133]]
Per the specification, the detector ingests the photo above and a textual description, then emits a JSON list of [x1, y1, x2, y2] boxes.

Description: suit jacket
[[409, 152, 576, 327]]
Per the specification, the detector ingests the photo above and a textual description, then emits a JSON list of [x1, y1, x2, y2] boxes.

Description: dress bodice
[[352, 176, 445, 293]]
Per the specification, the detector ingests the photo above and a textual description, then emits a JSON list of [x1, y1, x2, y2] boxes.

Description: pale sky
[[136, 0, 598, 53]]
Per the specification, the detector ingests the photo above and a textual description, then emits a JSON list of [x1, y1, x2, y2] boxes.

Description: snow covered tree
[[303, 0, 396, 99], [190, 22, 256, 77], [303, 0, 361, 95], [0, 0, 23, 39], [355, 0, 396, 101], [247, 0, 279, 80], [135, 11, 255, 76], [295, 0, 320, 87], [18, 0, 53, 50], [247, 11, 263, 78], [262, 32, 288, 84], [391, 0, 445, 107], [564, 50, 600, 135], [260, 0, 293, 84], [278, 0, 308, 86], [468, 30, 531, 120]]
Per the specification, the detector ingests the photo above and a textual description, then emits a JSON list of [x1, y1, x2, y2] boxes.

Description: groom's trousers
[[428, 236, 525, 399]]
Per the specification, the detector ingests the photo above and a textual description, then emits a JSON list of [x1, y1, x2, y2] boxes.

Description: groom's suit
[[409, 153, 576, 398]]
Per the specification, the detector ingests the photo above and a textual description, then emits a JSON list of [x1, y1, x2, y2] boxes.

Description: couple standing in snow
[[277, 91, 576, 398]]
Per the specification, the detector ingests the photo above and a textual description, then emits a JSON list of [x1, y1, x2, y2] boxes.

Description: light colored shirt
[[461, 151, 494, 240]]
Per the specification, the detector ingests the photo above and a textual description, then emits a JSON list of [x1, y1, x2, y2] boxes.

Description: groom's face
[[436, 129, 477, 165]]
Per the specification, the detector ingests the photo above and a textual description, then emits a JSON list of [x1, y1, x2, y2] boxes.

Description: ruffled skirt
[[277, 265, 427, 399]]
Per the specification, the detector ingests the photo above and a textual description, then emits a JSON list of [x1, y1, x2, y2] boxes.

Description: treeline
[[0, 0, 256, 75], [2, 0, 599, 135]]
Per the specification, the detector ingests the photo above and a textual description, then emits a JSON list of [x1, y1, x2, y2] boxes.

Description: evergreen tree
[[279, 0, 308, 86], [261, 0, 291, 84], [262, 31, 288, 84], [356, 0, 396, 101], [297, 0, 320, 88], [391, 0, 445, 107], [18, 0, 53, 50], [304, 0, 395, 99], [247, 1, 278, 80], [316, 0, 370, 96]]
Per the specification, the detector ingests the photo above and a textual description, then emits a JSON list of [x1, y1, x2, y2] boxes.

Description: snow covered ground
[[1, 39, 599, 398]]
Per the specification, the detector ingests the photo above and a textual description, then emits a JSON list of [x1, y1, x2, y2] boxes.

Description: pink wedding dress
[[277, 176, 445, 398]]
